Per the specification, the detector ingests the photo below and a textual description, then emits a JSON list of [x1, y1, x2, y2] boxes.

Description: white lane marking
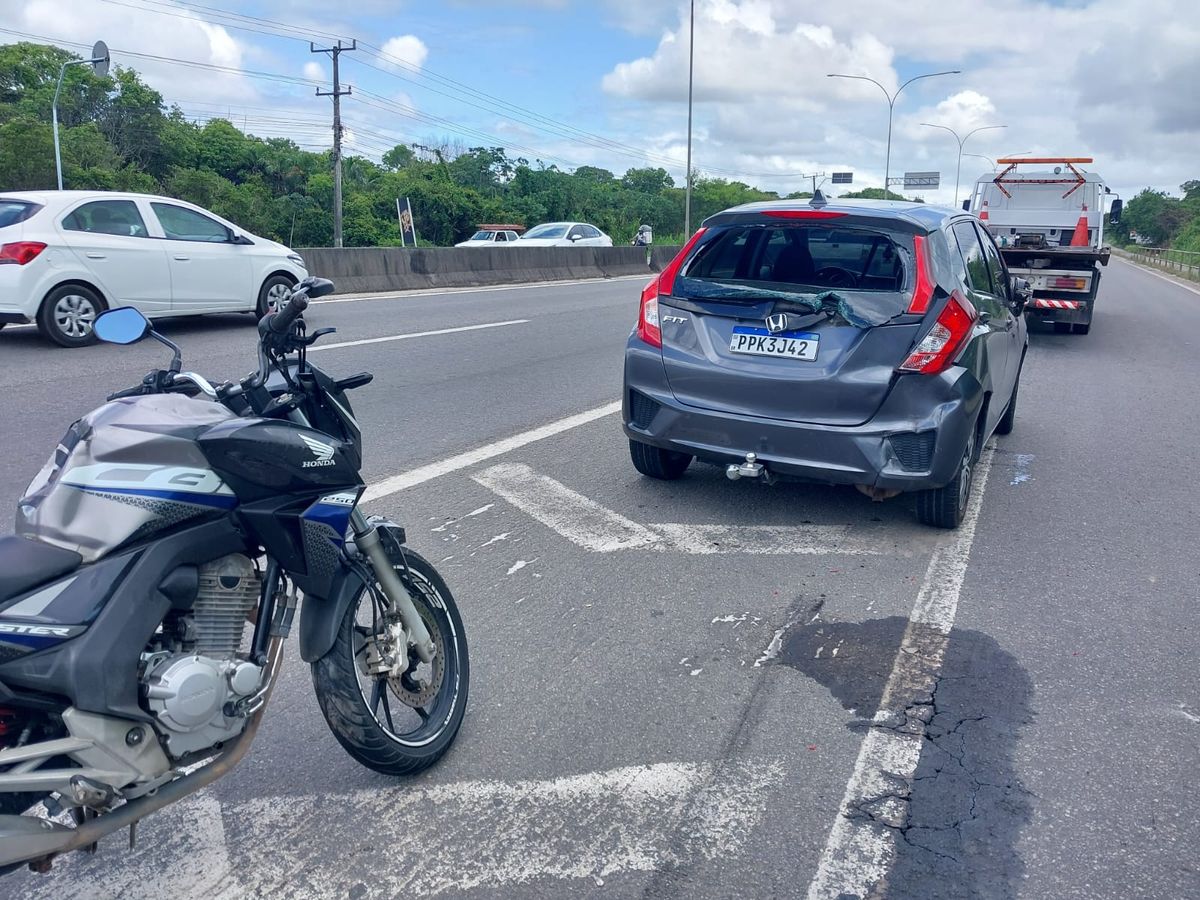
[[312, 273, 648, 305], [652, 523, 878, 555], [472, 463, 883, 555], [307, 318, 528, 352], [806, 445, 996, 900], [362, 402, 620, 502], [1114, 256, 1200, 297], [234, 760, 782, 898], [27, 760, 780, 898], [506, 559, 532, 575], [474, 462, 660, 552]]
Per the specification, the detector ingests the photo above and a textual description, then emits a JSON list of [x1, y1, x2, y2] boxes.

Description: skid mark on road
[[474, 463, 883, 555], [805, 445, 996, 899], [26, 760, 783, 899]]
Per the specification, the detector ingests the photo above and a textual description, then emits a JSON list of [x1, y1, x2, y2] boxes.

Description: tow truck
[[965, 158, 1122, 335]]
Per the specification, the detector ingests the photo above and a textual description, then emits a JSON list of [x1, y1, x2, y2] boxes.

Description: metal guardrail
[[1124, 246, 1200, 281]]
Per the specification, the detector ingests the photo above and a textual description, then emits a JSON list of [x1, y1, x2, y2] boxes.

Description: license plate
[[729, 326, 819, 361]]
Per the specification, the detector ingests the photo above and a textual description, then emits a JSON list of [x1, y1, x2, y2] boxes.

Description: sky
[[2, 0, 1198, 208]]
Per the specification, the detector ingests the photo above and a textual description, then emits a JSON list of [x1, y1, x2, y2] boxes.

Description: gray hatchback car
[[622, 197, 1029, 528]]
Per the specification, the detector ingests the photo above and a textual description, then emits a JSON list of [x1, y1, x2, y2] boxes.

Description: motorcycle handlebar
[[267, 291, 309, 335]]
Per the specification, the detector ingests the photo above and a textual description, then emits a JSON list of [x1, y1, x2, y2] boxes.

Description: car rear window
[[684, 225, 907, 292], [0, 200, 42, 229]]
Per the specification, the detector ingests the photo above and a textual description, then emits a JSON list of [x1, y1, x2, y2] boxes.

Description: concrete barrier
[[296, 245, 664, 295]]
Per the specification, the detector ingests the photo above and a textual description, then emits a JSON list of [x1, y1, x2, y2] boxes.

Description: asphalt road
[[2, 261, 1198, 899]]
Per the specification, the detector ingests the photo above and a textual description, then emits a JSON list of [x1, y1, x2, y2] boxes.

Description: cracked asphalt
[[1, 260, 1198, 898]]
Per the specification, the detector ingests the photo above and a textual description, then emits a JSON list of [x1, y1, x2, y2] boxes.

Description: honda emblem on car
[[766, 313, 788, 334]]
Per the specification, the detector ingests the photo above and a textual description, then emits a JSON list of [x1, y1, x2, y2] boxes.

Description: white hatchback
[[0, 191, 307, 347]]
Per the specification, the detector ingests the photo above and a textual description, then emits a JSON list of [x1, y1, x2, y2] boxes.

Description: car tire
[[996, 368, 1021, 436], [629, 439, 692, 480], [37, 284, 106, 348], [1071, 322, 1090, 335], [915, 418, 979, 529], [1053, 322, 1071, 334], [256, 274, 296, 319]]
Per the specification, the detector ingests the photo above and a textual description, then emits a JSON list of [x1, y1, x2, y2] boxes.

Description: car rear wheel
[[37, 285, 106, 347], [629, 439, 692, 480], [1071, 322, 1090, 335], [256, 274, 296, 319], [915, 420, 978, 529]]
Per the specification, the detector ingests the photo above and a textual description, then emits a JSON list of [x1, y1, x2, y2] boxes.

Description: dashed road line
[[308, 318, 528, 351], [362, 402, 620, 502]]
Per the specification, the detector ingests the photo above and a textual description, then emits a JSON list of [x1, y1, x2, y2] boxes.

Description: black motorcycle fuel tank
[[197, 417, 362, 502]]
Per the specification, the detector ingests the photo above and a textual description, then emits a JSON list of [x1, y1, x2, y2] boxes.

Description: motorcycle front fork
[[349, 509, 436, 663]]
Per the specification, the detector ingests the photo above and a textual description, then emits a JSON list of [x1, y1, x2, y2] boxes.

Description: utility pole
[[684, 0, 695, 237], [311, 40, 356, 248]]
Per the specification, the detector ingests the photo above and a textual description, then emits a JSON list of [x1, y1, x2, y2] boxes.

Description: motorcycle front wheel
[[311, 547, 469, 776]]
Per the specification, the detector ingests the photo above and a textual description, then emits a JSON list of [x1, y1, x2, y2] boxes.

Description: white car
[[455, 229, 522, 247], [517, 222, 613, 247], [0, 191, 307, 347]]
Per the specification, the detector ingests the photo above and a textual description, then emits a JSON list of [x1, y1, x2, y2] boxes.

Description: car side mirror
[[1108, 198, 1123, 225], [1009, 276, 1033, 310], [95, 307, 151, 345], [569, 234, 583, 242], [229, 233, 254, 245]]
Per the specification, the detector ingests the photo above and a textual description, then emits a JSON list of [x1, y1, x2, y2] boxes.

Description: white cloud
[[379, 35, 429, 71], [16, 0, 261, 106], [598, 0, 1200, 204], [303, 60, 326, 83]]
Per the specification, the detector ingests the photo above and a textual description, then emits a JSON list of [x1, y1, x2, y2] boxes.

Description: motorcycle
[[0, 277, 469, 874]]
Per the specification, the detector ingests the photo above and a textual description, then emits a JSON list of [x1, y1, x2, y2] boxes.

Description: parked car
[[622, 197, 1030, 528], [518, 222, 613, 247], [455, 229, 522, 247], [0, 191, 307, 347]]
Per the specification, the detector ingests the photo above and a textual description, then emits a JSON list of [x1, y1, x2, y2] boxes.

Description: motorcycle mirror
[[94, 307, 151, 345], [304, 277, 336, 299]]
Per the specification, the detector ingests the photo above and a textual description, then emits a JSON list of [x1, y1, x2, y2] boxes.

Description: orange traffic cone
[[978, 199, 989, 222], [1069, 204, 1090, 246]]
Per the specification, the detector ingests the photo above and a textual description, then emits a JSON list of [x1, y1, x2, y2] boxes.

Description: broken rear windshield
[[676, 224, 914, 326]]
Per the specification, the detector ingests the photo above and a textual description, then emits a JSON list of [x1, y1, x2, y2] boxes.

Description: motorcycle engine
[[141, 554, 264, 759]]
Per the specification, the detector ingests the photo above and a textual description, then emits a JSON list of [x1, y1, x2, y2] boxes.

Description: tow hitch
[[726, 452, 775, 484]]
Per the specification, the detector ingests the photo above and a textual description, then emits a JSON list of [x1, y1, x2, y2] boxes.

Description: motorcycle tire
[[311, 547, 469, 777]]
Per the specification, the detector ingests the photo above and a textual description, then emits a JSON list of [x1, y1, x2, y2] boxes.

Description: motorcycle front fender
[[298, 565, 366, 663]]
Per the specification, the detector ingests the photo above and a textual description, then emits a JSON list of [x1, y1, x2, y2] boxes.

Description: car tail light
[[907, 234, 935, 314], [635, 227, 707, 348], [636, 277, 662, 348], [0, 241, 47, 265], [898, 291, 978, 374]]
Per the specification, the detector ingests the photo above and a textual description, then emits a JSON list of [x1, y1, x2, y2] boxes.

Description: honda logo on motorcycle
[[765, 313, 789, 334], [300, 434, 337, 468]]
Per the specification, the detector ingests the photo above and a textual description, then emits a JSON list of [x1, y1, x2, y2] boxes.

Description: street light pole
[[52, 41, 109, 190], [920, 123, 1007, 205], [826, 70, 960, 200], [684, 0, 695, 237]]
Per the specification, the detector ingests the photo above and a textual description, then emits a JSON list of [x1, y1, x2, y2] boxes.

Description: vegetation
[[0, 42, 802, 247], [1112, 181, 1200, 252]]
